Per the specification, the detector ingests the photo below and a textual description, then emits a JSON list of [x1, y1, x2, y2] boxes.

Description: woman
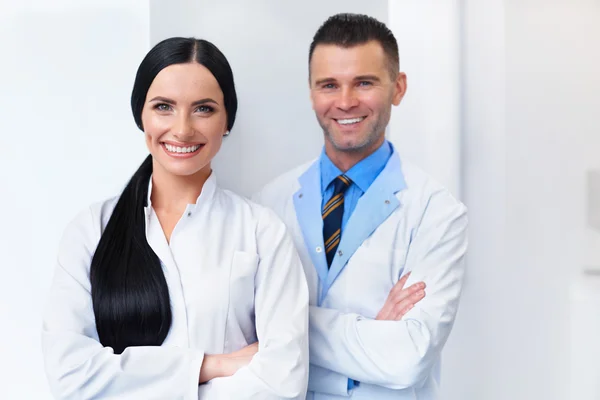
[[42, 37, 309, 399]]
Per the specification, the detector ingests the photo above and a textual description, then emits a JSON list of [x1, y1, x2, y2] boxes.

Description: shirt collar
[[145, 170, 217, 212], [319, 140, 392, 194]]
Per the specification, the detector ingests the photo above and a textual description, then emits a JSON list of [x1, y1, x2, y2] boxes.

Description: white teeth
[[164, 143, 201, 153], [337, 117, 365, 125]]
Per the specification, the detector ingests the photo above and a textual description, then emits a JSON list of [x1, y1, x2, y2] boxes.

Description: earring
[[223, 130, 230, 137]]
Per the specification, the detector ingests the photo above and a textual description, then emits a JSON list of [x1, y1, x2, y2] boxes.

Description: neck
[[325, 136, 385, 172], [150, 163, 211, 214]]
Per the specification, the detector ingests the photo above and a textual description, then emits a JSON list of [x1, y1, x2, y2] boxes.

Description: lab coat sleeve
[[309, 192, 468, 389], [307, 365, 352, 397], [42, 207, 204, 400], [253, 182, 351, 397], [197, 206, 310, 399]]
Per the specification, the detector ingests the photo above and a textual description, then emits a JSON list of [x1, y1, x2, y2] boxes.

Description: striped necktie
[[322, 174, 351, 268]]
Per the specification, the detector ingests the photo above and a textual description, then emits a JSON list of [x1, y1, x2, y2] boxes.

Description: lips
[[335, 116, 366, 125], [160, 141, 204, 158], [163, 143, 201, 153]]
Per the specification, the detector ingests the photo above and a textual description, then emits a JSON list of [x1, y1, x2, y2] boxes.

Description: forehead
[[310, 41, 388, 81], [147, 62, 223, 101]]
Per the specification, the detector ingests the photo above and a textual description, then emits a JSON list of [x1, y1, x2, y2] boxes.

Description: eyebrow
[[314, 75, 381, 86], [354, 75, 381, 82], [314, 78, 337, 86], [148, 96, 219, 106]]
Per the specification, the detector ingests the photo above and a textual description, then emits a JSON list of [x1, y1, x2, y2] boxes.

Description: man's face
[[309, 41, 406, 156]]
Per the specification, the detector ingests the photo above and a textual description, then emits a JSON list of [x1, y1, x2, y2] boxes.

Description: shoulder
[[252, 159, 315, 208], [398, 158, 467, 226], [215, 187, 291, 240], [55, 195, 120, 281], [61, 196, 119, 244]]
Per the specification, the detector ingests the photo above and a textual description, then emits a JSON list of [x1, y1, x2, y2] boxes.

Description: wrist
[[199, 354, 226, 383]]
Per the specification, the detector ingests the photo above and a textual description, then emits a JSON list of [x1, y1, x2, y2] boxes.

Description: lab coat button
[[316, 246, 322, 253], [338, 250, 343, 256], [385, 200, 390, 204], [187, 212, 192, 217]]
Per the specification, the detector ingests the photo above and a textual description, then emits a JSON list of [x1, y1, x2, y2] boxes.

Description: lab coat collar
[[294, 161, 328, 290], [145, 171, 218, 213], [295, 144, 407, 301]]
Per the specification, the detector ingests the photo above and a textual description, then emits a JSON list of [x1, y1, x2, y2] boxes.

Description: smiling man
[[254, 13, 468, 399]]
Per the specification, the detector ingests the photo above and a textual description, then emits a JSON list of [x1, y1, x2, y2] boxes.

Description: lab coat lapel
[[144, 207, 179, 280], [293, 161, 329, 288], [324, 153, 407, 297]]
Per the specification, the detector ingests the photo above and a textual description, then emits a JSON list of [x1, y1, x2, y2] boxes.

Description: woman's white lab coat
[[42, 173, 309, 400]]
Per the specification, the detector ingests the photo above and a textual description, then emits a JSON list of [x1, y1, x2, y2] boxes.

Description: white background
[[0, 1, 150, 398], [1, 1, 600, 399]]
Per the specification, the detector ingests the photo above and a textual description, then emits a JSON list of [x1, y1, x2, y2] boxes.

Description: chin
[[157, 160, 207, 177], [330, 136, 369, 152]]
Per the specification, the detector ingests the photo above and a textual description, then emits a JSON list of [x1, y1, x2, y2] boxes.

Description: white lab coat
[[253, 150, 468, 399], [42, 172, 309, 400]]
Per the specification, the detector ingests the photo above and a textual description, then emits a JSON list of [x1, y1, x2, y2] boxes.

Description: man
[[254, 13, 467, 399]]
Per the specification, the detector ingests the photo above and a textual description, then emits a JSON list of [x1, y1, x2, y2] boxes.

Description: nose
[[173, 113, 194, 139], [335, 87, 359, 111]]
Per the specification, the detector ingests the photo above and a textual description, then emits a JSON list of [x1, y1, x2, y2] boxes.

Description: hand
[[375, 272, 426, 321], [199, 342, 259, 383], [221, 342, 259, 375]]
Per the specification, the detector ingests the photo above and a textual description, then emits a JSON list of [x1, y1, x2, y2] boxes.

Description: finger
[[380, 275, 420, 319], [375, 305, 392, 320], [392, 288, 426, 317], [391, 304, 414, 321], [390, 272, 411, 296], [377, 296, 400, 320], [391, 289, 425, 320], [392, 281, 426, 304]]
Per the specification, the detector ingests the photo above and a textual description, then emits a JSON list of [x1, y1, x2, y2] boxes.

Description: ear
[[309, 90, 316, 110], [392, 72, 407, 106], [308, 76, 316, 110], [222, 117, 229, 137]]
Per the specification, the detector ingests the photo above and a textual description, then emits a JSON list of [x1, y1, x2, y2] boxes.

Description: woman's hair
[[90, 37, 238, 354]]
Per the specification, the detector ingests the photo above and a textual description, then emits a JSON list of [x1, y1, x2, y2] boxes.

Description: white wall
[[435, 1, 507, 398], [0, 1, 149, 398], [443, 1, 600, 399], [505, 2, 600, 398], [388, 1, 462, 198], [149, 0, 388, 196]]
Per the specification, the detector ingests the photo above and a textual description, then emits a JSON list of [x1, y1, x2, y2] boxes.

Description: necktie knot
[[333, 174, 351, 195]]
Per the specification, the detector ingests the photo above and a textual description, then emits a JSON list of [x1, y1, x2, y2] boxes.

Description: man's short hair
[[309, 13, 400, 78]]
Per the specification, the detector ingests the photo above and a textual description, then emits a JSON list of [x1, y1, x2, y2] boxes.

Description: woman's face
[[141, 62, 228, 178]]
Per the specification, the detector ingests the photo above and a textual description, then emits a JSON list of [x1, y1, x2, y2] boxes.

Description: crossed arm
[[308, 194, 468, 395]]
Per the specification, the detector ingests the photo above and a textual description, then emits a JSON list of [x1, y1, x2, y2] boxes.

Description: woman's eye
[[196, 105, 214, 113], [155, 103, 172, 111]]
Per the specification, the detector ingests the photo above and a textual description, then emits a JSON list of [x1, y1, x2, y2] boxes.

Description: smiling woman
[[142, 62, 228, 176], [41, 37, 309, 400]]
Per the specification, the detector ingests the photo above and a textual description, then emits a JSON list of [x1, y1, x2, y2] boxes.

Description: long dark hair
[[90, 37, 237, 354]]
